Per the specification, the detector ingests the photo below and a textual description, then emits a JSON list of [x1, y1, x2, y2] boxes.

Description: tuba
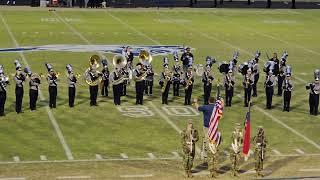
[[84, 55, 102, 86], [111, 54, 128, 85], [139, 49, 152, 65]]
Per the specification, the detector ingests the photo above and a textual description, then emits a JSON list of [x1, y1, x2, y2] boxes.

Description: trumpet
[[84, 55, 103, 86]]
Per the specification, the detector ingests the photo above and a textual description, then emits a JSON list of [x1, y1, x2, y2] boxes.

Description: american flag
[[208, 99, 224, 143]]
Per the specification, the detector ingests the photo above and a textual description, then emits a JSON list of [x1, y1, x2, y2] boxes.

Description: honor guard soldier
[[252, 51, 261, 97], [172, 54, 183, 96], [224, 69, 235, 107], [181, 121, 199, 178], [14, 60, 26, 114], [283, 66, 293, 112], [306, 69, 320, 116], [277, 52, 288, 96], [101, 60, 109, 97], [230, 123, 243, 177], [66, 64, 77, 108], [145, 64, 154, 96], [208, 132, 222, 178], [0, 65, 9, 116], [46, 63, 58, 109], [202, 58, 214, 105], [265, 70, 276, 109], [25, 67, 40, 111], [253, 126, 268, 177], [243, 68, 254, 107], [184, 66, 194, 105], [159, 61, 172, 104], [181, 47, 194, 73], [133, 63, 145, 105]]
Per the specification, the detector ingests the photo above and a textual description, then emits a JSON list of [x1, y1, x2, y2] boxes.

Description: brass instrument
[[111, 54, 128, 85], [227, 75, 233, 91], [135, 50, 152, 81], [84, 55, 103, 86], [185, 72, 193, 90]]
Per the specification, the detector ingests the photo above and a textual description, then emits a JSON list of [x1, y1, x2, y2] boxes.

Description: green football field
[[0, 7, 320, 179]]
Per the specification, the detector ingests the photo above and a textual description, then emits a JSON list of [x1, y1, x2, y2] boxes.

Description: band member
[[230, 123, 243, 177], [133, 63, 145, 105], [25, 67, 40, 111], [122, 46, 134, 96], [265, 70, 276, 109], [202, 65, 214, 105], [85, 56, 102, 106], [253, 126, 268, 177], [184, 66, 194, 105], [181, 121, 199, 178], [277, 52, 288, 96], [252, 51, 260, 97], [145, 64, 154, 96], [181, 47, 194, 73], [66, 64, 77, 108], [243, 68, 254, 107], [110, 68, 124, 105], [122, 46, 134, 69], [159, 63, 172, 104], [46, 63, 58, 109], [14, 60, 26, 114], [306, 70, 320, 116], [224, 69, 235, 107], [172, 59, 183, 96], [283, 68, 293, 112], [0, 65, 9, 116], [101, 60, 109, 97], [121, 68, 129, 96]]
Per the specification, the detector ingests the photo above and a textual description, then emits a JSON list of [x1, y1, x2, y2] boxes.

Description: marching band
[[0, 47, 319, 118]]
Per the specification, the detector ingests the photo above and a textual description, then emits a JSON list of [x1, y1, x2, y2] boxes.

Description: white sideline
[[235, 94, 320, 150], [0, 13, 74, 160], [299, 169, 320, 172], [120, 174, 153, 178], [0, 178, 26, 180], [56, 176, 91, 179]]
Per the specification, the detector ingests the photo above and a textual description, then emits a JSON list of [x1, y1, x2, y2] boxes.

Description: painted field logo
[[0, 45, 185, 56]]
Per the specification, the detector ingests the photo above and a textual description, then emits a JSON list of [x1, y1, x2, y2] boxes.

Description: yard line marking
[[120, 174, 153, 178], [13, 156, 20, 162], [120, 153, 128, 159], [272, 149, 282, 155], [56, 176, 91, 179], [244, 170, 272, 174], [0, 13, 74, 161], [0, 178, 26, 180], [299, 169, 320, 172], [40, 155, 47, 161], [172, 151, 181, 158], [235, 94, 320, 150], [295, 149, 305, 154], [95, 154, 103, 160], [147, 153, 156, 159]]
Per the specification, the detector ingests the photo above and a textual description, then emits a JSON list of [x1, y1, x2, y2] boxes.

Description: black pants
[[101, 80, 109, 96], [113, 84, 122, 105], [203, 84, 212, 105], [309, 94, 319, 115], [122, 81, 127, 96], [29, 89, 38, 111], [253, 74, 259, 97], [89, 85, 98, 106], [267, 0, 271, 8], [136, 81, 145, 105], [15, 86, 24, 113], [277, 75, 284, 96], [225, 87, 234, 107], [244, 87, 252, 107], [185, 85, 193, 105], [283, 91, 291, 112], [79, 0, 84, 7], [0, 91, 6, 116], [162, 83, 170, 104], [266, 86, 274, 109], [49, 86, 57, 108], [69, 87, 75, 107], [173, 81, 180, 96], [145, 80, 153, 95]]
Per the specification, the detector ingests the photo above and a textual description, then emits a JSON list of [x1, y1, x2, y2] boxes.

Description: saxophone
[[185, 72, 193, 90], [161, 69, 171, 93]]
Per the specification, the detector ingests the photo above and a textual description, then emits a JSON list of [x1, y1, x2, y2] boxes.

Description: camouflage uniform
[[253, 127, 268, 177], [207, 140, 221, 178], [229, 124, 243, 176], [181, 125, 199, 178]]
